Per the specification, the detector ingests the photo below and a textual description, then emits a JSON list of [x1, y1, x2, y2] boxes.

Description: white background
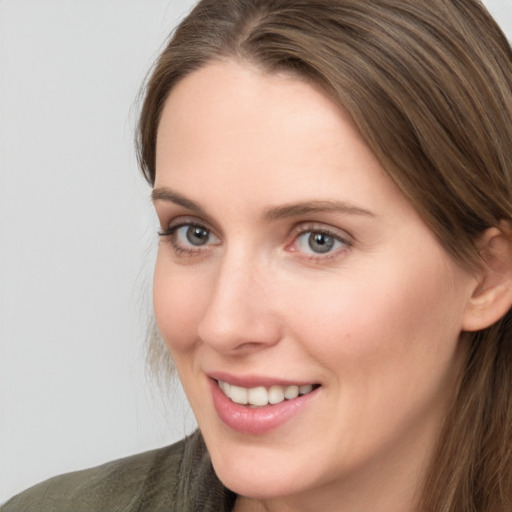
[[0, 0, 197, 503], [1, 0, 511, 504]]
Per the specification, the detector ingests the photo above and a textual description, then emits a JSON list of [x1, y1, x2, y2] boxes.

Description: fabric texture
[[2, 430, 236, 512]]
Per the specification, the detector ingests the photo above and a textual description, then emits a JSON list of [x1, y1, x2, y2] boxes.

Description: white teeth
[[268, 385, 285, 404], [299, 384, 313, 395], [229, 384, 248, 404], [219, 380, 231, 395], [218, 380, 316, 406], [284, 385, 299, 400], [247, 386, 268, 406]]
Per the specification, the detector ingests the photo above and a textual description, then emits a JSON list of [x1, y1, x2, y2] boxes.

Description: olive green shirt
[[2, 431, 236, 511]]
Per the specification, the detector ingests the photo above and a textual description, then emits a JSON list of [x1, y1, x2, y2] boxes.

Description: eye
[[291, 227, 351, 257], [177, 225, 211, 246], [159, 221, 220, 254], [298, 232, 338, 254]]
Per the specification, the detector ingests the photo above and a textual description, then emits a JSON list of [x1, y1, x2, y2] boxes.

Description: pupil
[[187, 226, 209, 246], [309, 233, 334, 253]]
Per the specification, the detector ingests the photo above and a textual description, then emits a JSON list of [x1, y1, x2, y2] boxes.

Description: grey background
[[1, 0, 511, 503], [0, 0, 197, 502]]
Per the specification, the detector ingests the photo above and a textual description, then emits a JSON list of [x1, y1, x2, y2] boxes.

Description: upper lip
[[208, 371, 318, 388]]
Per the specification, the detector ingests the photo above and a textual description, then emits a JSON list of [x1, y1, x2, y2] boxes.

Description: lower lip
[[209, 379, 320, 435]]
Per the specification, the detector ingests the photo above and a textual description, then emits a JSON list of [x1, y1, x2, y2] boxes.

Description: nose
[[197, 250, 281, 355]]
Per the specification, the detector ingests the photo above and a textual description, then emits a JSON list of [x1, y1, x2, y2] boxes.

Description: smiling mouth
[[216, 380, 320, 407]]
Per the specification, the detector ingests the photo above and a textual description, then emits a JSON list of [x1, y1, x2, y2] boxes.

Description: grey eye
[[185, 226, 210, 246], [296, 230, 347, 255], [307, 232, 335, 253]]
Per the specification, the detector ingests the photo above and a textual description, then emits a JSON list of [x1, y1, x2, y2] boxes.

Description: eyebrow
[[151, 187, 375, 220], [264, 200, 375, 220], [152, 187, 207, 215]]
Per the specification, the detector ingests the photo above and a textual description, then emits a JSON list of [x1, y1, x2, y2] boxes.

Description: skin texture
[[152, 61, 480, 512]]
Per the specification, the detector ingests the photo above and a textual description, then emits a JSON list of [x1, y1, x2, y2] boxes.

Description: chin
[[215, 463, 304, 500], [205, 436, 323, 500]]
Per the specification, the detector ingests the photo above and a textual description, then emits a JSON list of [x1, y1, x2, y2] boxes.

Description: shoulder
[[1, 437, 188, 512]]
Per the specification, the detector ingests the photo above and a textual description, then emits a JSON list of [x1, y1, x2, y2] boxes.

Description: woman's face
[[153, 61, 477, 507]]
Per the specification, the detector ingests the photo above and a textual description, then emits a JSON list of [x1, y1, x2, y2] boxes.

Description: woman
[[4, 0, 512, 510]]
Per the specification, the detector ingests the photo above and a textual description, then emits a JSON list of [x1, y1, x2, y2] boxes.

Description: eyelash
[[158, 219, 220, 256], [288, 224, 352, 261], [158, 219, 352, 260]]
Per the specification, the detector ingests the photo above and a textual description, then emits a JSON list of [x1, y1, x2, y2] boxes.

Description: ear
[[462, 225, 512, 332]]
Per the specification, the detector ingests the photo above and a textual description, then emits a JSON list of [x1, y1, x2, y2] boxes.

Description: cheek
[[153, 254, 207, 353], [282, 258, 467, 380], [283, 261, 468, 455]]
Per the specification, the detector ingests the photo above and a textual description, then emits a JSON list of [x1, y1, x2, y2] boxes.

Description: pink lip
[[209, 371, 314, 388], [209, 377, 320, 435]]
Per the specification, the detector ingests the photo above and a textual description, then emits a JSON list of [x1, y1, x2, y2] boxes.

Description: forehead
[[154, 60, 411, 220], [156, 60, 353, 156]]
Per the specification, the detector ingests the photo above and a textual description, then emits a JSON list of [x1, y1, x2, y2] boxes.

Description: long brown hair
[[137, 1, 512, 509]]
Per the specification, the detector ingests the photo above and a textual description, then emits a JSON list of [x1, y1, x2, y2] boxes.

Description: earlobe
[[462, 226, 512, 332]]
